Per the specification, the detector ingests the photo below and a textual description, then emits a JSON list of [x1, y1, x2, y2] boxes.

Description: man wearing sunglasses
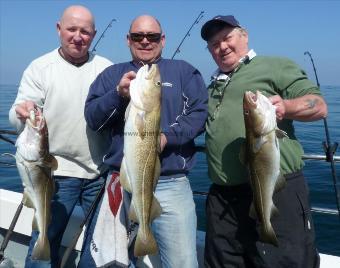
[[82, 15, 208, 268]]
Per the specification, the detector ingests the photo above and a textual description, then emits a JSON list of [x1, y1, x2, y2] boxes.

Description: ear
[[160, 34, 165, 48], [57, 22, 61, 36], [127, 34, 131, 47], [243, 30, 249, 44]]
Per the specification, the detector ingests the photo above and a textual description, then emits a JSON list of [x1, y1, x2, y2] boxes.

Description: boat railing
[[0, 130, 339, 217]]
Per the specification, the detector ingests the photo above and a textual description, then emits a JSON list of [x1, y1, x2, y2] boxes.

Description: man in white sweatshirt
[[9, 5, 112, 268]]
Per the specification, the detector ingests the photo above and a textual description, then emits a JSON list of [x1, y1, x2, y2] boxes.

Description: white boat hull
[[0, 189, 339, 267]]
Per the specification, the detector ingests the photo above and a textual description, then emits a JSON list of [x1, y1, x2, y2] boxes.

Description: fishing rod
[[60, 180, 106, 268], [304, 51, 340, 220], [0, 201, 23, 267], [171, 11, 204, 59], [0, 130, 17, 145], [91, 18, 116, 53]]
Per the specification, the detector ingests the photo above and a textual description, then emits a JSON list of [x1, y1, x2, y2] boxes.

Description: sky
[[0, 0, 340, 86]]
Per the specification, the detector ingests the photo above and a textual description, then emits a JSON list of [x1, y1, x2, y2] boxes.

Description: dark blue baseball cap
[[201, 15, 241, 41]]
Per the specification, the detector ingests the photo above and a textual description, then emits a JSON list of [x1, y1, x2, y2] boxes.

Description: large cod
[[120, 64, 162, 257], [15, 107, 57, 260], [243, 90, 287, 247]]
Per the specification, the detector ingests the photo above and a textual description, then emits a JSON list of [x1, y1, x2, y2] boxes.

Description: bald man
[[82, 15, 208, 268], [9, 5, 112, 268]]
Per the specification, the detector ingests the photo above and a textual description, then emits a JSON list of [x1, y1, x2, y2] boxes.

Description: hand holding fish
[[268, 95, 286, 121], [14, 100, 38, 122], [116, 71, 136, 98]]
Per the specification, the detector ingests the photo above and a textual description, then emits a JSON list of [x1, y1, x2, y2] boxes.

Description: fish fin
[[253, 136, 267, 153], [150, 195, 162, 221], [32, 214, 38, 231], [153, 157, 161, 190], [41, 154, 58, 170], [239, 142, 247, 165], [274, 173, 286, 193], [119, 159, 132, 193], [22, 191, 34, 208], [249, 201, 257, 219], [275, 128, 288, 139], [271, 204, 279, 218], [129, 203, 138, 223], [125, 103, 131, 121], [32, 235, 50, 260], [134, 228, 158, 257], [259, 222, 279, 247], [135, 112, 146, 138]]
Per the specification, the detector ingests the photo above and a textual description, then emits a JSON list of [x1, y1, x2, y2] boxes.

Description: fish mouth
[[145, 64, 156, 80], [26, 108, 45, 130], [244, 91, 257, 110]]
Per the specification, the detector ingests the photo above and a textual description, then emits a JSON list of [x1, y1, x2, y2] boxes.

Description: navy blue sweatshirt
[[85, 58, 208, 178]]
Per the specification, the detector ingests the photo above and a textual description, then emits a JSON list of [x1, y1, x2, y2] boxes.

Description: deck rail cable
[[0, 130, 16, 167], [304, 51, 340, 220], [171, 11, 204, 59], [91, 18, 116, 53]]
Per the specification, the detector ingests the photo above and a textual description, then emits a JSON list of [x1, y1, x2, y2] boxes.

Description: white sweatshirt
[[9, 48, 113, 179]]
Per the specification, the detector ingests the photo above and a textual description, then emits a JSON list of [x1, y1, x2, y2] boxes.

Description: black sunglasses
[[129, 32, 162, 42]]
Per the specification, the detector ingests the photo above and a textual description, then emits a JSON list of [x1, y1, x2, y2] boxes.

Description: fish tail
[[31, 234, 50, 260], [259, 222, 279, 247], [134, 227, 158, 257]]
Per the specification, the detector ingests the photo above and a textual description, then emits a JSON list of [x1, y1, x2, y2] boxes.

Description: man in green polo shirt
[[201, 15, 328, 268]]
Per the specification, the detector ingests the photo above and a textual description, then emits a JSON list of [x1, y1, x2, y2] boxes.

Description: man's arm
[[162, 65, 208, 146], [270, 94, 328, 122], [85, 67, 129, 132], [9, 63, 45, 132]]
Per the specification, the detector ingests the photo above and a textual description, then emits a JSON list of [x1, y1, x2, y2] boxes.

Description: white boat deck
[[0, 189, 339, 267]]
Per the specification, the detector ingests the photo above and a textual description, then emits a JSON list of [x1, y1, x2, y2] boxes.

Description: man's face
[[127, 17, 165, 64], [57, 10, 96, 61], [208, 26, 248, 72]]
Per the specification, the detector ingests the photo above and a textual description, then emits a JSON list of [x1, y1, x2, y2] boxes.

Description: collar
[[131, 56, 163, 68], [211, 49, 257, 81]]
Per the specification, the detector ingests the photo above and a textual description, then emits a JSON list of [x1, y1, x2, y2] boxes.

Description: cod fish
[[15, 107, 57, 260], [120, 64, 162, 257], [243, 91, 287, 247]]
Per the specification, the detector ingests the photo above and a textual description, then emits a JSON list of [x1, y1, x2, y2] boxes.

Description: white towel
[[90, 172, 132, 267]]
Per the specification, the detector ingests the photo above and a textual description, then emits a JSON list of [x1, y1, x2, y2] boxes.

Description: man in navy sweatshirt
[[83, 15, 208, 267]]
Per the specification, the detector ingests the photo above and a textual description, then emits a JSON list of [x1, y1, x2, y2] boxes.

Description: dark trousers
[[204, 171, 320, 268]]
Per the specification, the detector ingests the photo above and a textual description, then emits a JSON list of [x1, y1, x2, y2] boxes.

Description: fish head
[[16, 107, 49, 161], [243, 91, 277, 136], [130, 64, 162, 112]]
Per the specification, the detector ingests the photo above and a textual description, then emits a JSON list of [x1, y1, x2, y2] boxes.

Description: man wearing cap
[[201, 15, 327, 267]]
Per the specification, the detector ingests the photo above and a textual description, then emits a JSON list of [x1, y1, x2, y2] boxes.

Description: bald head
[[60, 5, 95, 30], [129, 15, 162, 33], [57, 5, 96, 64], [127, 15, 165, 64]]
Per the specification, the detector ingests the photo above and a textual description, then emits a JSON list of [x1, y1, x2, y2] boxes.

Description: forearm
[[85, 90, 126, 131], [9, 105, 24, 132], [283, 94, 328, 121]]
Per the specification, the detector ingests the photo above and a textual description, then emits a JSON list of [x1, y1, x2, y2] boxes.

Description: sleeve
[[84, 66, 128, 132], [8, 62, 45, 132], [162, 62, 208, 146], [276, 58, 321, 99]]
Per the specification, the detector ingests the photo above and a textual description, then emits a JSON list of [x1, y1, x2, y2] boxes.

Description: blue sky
[[1, 0, 339, 86]]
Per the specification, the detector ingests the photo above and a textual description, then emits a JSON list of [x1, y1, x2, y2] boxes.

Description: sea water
[[0, 84, 339, 255]]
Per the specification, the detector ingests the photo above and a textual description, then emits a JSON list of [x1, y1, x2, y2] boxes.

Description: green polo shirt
[[206, 56, 322, 186]]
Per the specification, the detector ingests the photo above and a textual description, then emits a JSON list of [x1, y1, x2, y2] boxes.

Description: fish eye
[[244, 110, 249, 115], [156, 81, 161, 86]]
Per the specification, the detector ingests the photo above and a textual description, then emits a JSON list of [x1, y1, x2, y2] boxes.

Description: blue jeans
[[152, 176, 198, 268], [79, 175, 198, 268], [24, 174, 106, 268]]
